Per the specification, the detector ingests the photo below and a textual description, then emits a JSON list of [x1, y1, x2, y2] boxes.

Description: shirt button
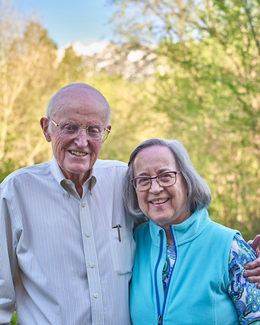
[[81, 203, 85, 208], [85, 232, 91, 237], [90, 263, 95, 268], [94, 293, 98, 298]]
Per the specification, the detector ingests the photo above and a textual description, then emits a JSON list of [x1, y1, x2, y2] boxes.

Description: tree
[[0, 0, 57, 179], [109, 0, 260, 239], [82, 71, 172, 163], [55, 45, 86, 89]]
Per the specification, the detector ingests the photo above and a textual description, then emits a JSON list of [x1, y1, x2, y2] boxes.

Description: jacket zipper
[[155, 228, 177, 325], [155, 234, 164, 324]]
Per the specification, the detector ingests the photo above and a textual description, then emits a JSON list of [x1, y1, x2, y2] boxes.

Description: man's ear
[[40, 117, 51, 142]]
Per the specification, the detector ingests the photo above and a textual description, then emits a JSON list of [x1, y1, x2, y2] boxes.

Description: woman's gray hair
[[123, 138, 211, 216]]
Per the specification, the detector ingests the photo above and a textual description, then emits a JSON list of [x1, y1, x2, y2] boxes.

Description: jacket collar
[[149, 208, 211, 246]]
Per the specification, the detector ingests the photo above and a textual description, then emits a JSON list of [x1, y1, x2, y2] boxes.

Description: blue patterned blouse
[[162, 234, 260, 324]]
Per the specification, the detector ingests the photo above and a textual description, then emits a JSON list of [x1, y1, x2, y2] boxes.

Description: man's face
[[41, 85, 110, 184]]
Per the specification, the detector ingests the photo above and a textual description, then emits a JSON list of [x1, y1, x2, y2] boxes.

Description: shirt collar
[[50, 156, 97, 192]]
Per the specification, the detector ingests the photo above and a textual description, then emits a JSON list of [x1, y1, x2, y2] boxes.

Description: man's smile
[[69, 150, 87, 157]]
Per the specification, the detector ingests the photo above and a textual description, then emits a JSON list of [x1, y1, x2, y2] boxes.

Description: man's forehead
[[56, 86, 105, 105]]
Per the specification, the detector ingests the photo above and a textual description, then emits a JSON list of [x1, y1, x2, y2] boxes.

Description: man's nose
[[74, 129, 90, 144]]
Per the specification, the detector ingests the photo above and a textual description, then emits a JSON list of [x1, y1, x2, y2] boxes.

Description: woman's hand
[[244, 235, 260, 288]]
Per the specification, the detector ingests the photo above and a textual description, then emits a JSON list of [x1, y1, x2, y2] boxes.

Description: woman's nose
[[149, 179, 163, 193]]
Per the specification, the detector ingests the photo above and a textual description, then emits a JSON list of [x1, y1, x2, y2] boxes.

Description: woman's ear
[[40, 117, 52, 142]]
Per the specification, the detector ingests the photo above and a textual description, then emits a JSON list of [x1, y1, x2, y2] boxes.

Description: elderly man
[[0, 83, 135, 325], [1, 83, 260, 325]]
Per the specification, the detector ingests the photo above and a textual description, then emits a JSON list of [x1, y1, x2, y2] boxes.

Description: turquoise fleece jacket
[[130, 208, 240, 325]]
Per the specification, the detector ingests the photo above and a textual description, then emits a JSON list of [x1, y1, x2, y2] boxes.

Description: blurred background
[[0, 0, 259, 240]]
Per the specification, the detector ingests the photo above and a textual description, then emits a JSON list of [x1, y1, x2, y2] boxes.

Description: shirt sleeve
[[0, 185, 16, 324], [228, 233, 260, 324]]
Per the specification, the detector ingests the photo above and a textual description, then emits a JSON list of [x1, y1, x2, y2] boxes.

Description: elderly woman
[[123, 138, 260, 325]]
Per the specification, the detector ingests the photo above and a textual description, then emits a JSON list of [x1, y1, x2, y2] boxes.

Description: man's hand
[[248, 235, 260, 257], [244, 235, 260, 288]]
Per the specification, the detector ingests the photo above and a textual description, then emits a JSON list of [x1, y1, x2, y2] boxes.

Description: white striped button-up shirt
[[0, 157, 135, 325]]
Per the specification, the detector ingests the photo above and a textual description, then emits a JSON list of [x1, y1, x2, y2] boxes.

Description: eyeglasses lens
[[57, 121, 109, 142]]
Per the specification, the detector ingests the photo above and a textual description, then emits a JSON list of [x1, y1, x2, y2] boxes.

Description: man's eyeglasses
[[50, 119, 111, 142], [131, 171, 181, 192]]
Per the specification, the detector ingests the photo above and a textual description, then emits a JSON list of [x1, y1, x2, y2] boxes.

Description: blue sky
[[13, 0, 115, 48]]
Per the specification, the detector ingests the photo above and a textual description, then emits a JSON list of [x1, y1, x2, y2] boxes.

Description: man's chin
[[62, 162, 92, 178]]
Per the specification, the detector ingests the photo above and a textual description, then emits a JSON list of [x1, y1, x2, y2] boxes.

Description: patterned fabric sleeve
[[228, 234, 260, 324]]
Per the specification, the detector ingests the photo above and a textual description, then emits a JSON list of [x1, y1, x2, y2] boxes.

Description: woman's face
[[133, 145, 191, 230]]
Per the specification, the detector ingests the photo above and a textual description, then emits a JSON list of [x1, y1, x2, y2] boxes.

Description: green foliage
[[88, 72, 172, 163], [109, 0, 260, 240], [0, 2, 58, 174], [0, 0, 259, 242], [55, 46, 86, 88]]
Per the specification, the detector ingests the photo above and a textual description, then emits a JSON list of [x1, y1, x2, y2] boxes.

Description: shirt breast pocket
[[109, 227, 136, 275]]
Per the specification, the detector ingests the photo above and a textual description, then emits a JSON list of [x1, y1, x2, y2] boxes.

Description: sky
[[13, 0, 115, 49]]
